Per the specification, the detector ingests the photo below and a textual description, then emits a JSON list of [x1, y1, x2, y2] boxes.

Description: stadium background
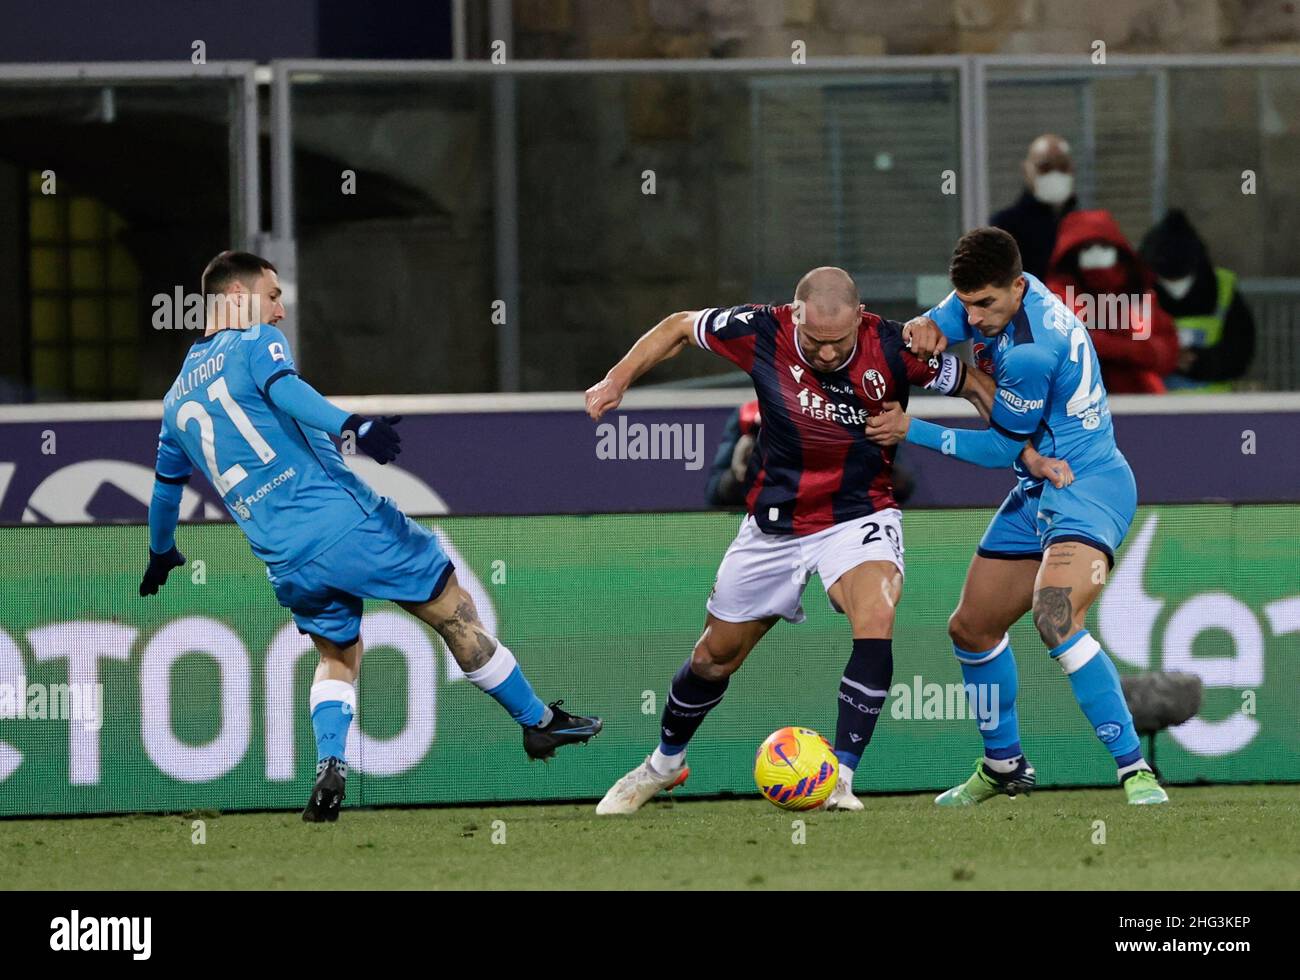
[[1, 1, 1298, 817]]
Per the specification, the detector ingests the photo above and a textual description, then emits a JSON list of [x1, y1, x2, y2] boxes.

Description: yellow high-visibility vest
[[1171, 268, 1236, 393]]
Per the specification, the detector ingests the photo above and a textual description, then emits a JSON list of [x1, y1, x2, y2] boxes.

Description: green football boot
[[935, 757, 1037, 807], [1122, 768, 1169, 805]]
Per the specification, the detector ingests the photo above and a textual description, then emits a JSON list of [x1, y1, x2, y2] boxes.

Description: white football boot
[[595, 756, 690, 815], [822, 777, 864, 812]]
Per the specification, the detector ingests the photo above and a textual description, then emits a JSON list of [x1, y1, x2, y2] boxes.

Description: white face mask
[[1032, 171, 1074, 206], [1078, 244, 1119, 270], [1159, 274, 1195, 300]]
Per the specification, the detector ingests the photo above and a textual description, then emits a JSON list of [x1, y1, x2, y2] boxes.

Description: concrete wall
[[513, 1, 1300, 59]]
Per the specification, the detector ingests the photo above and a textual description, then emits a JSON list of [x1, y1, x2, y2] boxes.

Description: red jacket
[[1045, 210, 1178, 394]]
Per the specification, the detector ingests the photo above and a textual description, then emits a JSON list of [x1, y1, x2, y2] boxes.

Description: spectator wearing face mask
[[1045, 209, 1178, 394], [1138, 209, 1255, 392], [989, 134, 1078, 280]]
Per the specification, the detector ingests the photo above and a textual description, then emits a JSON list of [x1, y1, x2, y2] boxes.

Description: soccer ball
[[754, 726, 838, 810]]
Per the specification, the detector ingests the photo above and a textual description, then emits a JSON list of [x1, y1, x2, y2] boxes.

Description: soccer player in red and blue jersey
[[140, 250, 601, 821], [585, 266, 1071, 814]]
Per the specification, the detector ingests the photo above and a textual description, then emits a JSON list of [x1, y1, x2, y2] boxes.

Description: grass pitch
[[4, 785, 1297, 890]]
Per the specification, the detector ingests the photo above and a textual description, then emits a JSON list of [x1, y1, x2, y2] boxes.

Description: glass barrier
[[5, 59, 1297, 401], [287, 66, 963, 394], [985, 64, 1300, 394], [985, 66, 1300, 279], [0, 77, 244, 402], [288, 75, 497, 394]]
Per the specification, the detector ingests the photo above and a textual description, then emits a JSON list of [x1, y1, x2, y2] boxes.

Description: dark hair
[[949, 227, 1022, 292], [201, 250, 277, 296]]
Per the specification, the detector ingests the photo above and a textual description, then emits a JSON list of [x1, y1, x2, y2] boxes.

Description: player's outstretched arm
[[266, 373, 350, 434], [266, 374, 402, 464], [141, 479, 187, 596], [870, 343, 1056, 469], [867, 401, 1026, 468], [141, 428, 189, 597], [585, 310, 697, 420]]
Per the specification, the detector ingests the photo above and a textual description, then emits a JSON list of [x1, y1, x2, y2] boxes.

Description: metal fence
[[1, 55, 1297, 397]]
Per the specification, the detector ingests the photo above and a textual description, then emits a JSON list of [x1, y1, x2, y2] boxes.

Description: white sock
[[1117, 760, 1151, 782], [983, 755, 1022, 774], [649, 746, 686, 776], [463, 643, 515, 692], [309, 678, 356, 713], [838, 764, 854, 793]]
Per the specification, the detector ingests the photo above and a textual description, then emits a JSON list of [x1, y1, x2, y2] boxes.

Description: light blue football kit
[[153, 323, 453, 644], [916, 272, 1136, 561], [148, 324, 550, 768], [905, 273, 1145, 776]]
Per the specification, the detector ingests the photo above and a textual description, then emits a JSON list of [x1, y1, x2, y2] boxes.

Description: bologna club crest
[[861, 368, 887, 402]]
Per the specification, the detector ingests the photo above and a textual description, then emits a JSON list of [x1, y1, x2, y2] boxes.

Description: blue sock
[[833, 638, 892, 770], [953, 636, 1022, 761], [1051, 630, 1143, 768], [464, 643, 547, 728], [309, 680, 355, 763], [658, 659, 729, 756]]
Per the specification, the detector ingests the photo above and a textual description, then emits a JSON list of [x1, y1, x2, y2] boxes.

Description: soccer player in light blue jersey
[[140, 251, 601, 821], [867, 228, 1167, 805]]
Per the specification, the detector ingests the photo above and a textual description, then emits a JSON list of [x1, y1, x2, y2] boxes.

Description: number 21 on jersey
[[176, 377, 276, 496]]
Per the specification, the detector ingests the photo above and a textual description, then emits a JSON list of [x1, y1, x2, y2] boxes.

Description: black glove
[[139, 547, 186, 597], [343, 414, 402, 464]]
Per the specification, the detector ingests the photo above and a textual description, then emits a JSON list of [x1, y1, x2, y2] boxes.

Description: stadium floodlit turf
[[4, 785, 1297, 890]]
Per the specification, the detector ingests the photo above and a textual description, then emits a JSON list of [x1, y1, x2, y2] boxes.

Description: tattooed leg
[[1032, 542, 1096, 648], [431, 594, 497, 672], [1033, 584, 1076, 648], [1033, 540, 1147, 776], [399, 573, 549, 727]]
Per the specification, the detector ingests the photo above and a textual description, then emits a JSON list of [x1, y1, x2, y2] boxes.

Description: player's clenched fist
[[901, 316, 948, 359], [342, 414, 402, 464], [865, 401, 910, 447], [585, 377, 626, 420]]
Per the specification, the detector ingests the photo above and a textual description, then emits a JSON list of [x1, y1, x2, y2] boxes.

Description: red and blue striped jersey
[[692, 303, 950, 536]]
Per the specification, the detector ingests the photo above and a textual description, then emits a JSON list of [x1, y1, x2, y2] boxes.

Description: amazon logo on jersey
[[997, 389, 1044, 415]]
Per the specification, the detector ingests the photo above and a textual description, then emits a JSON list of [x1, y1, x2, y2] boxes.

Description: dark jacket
[[1138, 209, 1255, 385], [990, 189, 1078, 280], [706, 400, 761, 507]]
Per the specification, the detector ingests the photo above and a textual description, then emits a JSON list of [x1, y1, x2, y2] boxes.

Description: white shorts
[[706, 510, 905, 625]]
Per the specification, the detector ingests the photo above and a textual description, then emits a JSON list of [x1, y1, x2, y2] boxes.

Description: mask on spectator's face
[[1078, 244, 1118, 270], [1032, 171, 1074, 206], [1077, 244, 1127, 293], [1159, 274, 1195, 300]]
